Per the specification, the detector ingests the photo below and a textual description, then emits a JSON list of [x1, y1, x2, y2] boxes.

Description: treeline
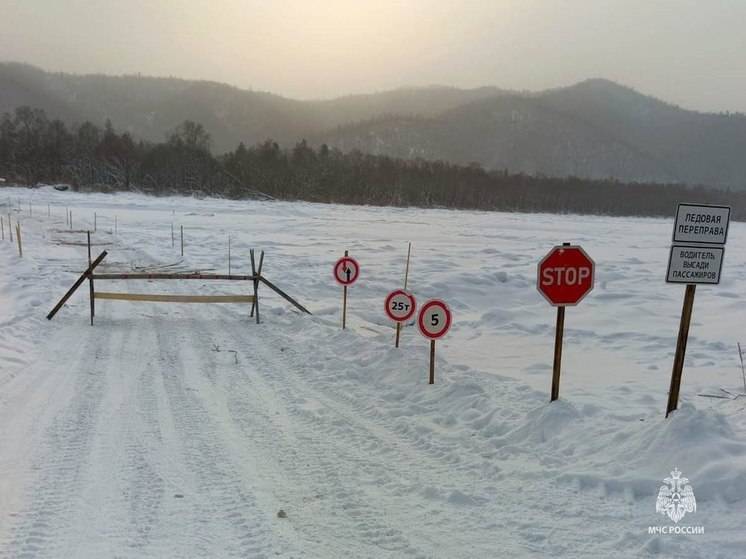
[[1, 106, 744, 219]]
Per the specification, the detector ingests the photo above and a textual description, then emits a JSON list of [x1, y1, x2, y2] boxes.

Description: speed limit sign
[[418, 299, 452, 340], [384, 290, 416, 323]]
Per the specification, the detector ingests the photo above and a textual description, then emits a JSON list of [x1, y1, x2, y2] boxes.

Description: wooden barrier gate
[[47, 248, 311, 324]]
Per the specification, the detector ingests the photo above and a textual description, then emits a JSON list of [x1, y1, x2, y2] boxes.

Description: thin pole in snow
[[395, 242, 412, 348]]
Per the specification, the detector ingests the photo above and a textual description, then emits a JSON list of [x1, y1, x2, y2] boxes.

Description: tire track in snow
[[213, 315, 447, 557], [1, 321, 129, 558], [151, 317, 276, 558]]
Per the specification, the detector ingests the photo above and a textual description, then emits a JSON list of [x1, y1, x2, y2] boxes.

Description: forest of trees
[[1, 106, 744, 219]]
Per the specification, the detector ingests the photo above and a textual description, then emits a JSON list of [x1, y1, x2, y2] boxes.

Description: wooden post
[[8, 216, 13, 243], [666, 284, 697, 417], [114, 215, 118, 235], [249, 249, 260, 324], [549, 241, 572, 402], [47, 251, 108, 320], [94, 212, 97, 232], [29, 202, 32, 217], [395, 242, 412, 348], [1, 215, 4, 241], [15, 222, 22, 257], [429, 340, 436, 384], [550, 306, 565, 401], [342, 249, 349, 329], [87, 231, 95, 325], [48, 203, 50, 217], [70, 210, 72, 230], [180, 225, 184, 256], [258, 276, 311, 315], [228, 235, 231, 275], [249, 250, 264, 318], [171, 223, 174, 248], [738, 342, 746, 394]]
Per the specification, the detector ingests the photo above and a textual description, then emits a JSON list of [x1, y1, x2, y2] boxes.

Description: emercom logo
[[648, 468, 704, 535]]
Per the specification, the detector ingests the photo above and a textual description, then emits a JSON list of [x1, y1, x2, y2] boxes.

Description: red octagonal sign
[[537, 245, 595, 306]]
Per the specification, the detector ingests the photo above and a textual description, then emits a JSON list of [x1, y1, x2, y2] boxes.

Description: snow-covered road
[[1, 188, 745, 557]]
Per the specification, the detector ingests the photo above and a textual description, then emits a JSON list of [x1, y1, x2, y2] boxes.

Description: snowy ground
[[0, 186, 745, 558]]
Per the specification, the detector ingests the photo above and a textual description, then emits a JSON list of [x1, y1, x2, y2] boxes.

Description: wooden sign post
[[395, 242, 412, 347], [15, 222, 22, 257], [417, 299, 452, 384], [385, 289, 416, 347], [87, 231, 95, 325], [665, 203, 730, 417], [537, 243, 595, 402], [334, 251, 360, 329]]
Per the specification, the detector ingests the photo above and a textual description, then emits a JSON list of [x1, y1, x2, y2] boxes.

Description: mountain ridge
[[1, 62, 744, 189]]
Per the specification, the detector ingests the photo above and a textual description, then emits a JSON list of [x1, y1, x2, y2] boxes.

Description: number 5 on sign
[[417, 299, 452, 384]]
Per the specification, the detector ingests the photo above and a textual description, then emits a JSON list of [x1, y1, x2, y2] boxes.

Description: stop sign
[[537, 245, 595, 306]]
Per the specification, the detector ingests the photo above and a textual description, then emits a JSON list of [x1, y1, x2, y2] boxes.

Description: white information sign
[[673, 204, 730, 245], [666, 245, 725, 285]]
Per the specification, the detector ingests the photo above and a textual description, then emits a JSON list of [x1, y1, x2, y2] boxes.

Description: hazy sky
[[2, 0, 745, 112]]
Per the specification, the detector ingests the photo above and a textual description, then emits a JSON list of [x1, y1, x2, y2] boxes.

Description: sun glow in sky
[[2, 0, 745, 112]]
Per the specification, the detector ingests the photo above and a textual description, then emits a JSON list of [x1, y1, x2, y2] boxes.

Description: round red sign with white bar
[[384, 289, 416, 322], [417, 299, 452, 339], [334, 256, 360, 286]]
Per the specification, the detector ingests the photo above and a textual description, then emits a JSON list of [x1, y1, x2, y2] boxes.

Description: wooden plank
[[47, 251, 108, 320], [94, 292, 255, 303], [258, 276, 311, 315], [92, 273, 256, 281]]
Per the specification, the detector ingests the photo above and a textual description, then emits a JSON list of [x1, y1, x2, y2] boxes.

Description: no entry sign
[[418, 299, 452, 339], [334, 256, 360, 286], [537, 245, 595, 306], [385, 289, 416, 322]]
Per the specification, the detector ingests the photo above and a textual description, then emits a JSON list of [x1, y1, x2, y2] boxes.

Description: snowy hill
[[2, 63, 746, 189]]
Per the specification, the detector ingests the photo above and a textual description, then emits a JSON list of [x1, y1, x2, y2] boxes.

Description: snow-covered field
[[1, 186, 745, 558]]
